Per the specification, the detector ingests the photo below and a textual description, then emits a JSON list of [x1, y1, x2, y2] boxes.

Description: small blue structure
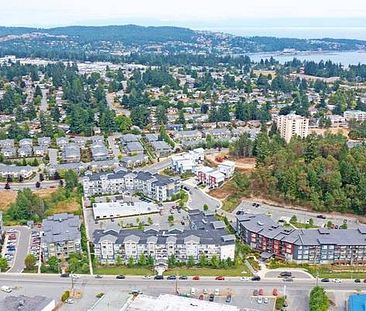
[[349, 294, 366, 311]]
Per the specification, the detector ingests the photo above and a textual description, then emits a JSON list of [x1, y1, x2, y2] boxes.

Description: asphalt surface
[[234, 200, 363, 229], [7, 226, 31, 273], [0, 274, 360, 311]]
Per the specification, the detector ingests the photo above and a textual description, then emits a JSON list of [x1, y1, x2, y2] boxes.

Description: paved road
[[234, 200, 362, 229], [138, 158, 171, 174], [0, 274, 359, 311], [182, 178, 221, 211], [40, 87, 48, 112], [0, 180, 60, 191], [48, 148, 58, 165], [107, 134, 121, 159], [7, 226, 31, 273]]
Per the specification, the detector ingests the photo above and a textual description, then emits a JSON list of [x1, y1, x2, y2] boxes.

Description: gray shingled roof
[[42, 213, 80, 244]]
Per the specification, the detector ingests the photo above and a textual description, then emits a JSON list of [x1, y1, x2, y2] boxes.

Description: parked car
[[283, 277, 293, 282], [95, 275, 103, 279], [60, 273, 70, 278], [355, 279, 361, 283], [167, 275, 176, 280], [192, 276, 200, 280], [154, 275, 164, 280], [215, 276, 225, 280], [208, 294, 214, 302], [317, 215, 326, 219], [226, 295, 232, 303], [251, 276, 261, 281], [321, 278, 330, 282], [333, 279, 341, 283], [199, 294, 204, 300], [258, 288, 264, 296], [279, 271, 292, 277], [253, 289, 258, 296], [263, 297, 269, 304], [116, 275, 126, 279], [272, 288, 278, 296], [179, 275, 188, 280]]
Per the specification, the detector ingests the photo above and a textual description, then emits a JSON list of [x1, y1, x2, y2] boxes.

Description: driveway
[[182, 178, 221, 211], [7, 226, 31, 273], [48, 148, 58, 165]]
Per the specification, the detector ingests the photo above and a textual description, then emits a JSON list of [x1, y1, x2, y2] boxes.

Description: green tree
[[0, 256, 9, 272], [64, 170, 78, 191], [309, 286, 329, 311], [24, 253, 37, 270], [187, 256, 195, 267], [127, 256, 135, 268], [203, 204, 209, 211], [210, 255, 220, 268], [138, 254, 147, 266], [47, 256, 59, 273]]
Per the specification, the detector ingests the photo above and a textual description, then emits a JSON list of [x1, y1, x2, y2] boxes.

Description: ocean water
[[248, 50, 366, 66]]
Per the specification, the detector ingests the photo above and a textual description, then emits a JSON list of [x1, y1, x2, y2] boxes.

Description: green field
[[94, 265, 154, 275]]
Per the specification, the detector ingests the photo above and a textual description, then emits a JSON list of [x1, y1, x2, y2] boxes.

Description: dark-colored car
[[317, 215, 326, 219], [192, 276, 200, 280], [321, 278, 330, 282], [95, 275, 103, 279], [179, 275, 188, 280], [236, 210, 244, 215], [60, 273, 70, 278], [215, 276, 225, 280], [116, 275, 126, 279], [167, 275, 176, 280], [253, 289, 258, 296], [280, 271, 292, 277], [154, 275, 164, 280], [283, 277, 293, 282], [226, 295, 232, 303], [209, 294, 214, 302], [355, 279, 361, 283], [251, 276, 261, 281]]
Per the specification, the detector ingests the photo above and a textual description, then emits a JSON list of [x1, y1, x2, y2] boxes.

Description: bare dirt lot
[[309, 127, 350, 137], [0, 188, 57, 211], [206, 152, 256, 172]]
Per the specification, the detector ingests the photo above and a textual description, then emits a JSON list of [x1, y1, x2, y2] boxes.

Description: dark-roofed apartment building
[[82, 169, 180, 202], [237, 214, 366, 264], [93, 210, 235, 264], [41, 213, 81, 261]]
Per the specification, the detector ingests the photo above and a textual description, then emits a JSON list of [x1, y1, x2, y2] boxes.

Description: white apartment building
[[82, 169, 180, 202], [170, 148, 204, 174], [93, 210, 235, 264], [344, 110, 366, 122], [276, 113, 309, 143]]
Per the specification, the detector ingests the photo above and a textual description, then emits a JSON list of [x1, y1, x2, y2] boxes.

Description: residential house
[[91, 143, 109, 161], [125, 142, 144, 155], [150, 140, 172, 157], [62, 143, 81, 163], [18, 145, 33, 157]]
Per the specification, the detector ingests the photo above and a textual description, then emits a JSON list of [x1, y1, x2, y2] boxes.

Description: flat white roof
[[92, 201, 160, 219], [125, 294, 240, 311]]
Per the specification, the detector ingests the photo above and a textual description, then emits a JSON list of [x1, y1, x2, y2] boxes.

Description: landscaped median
[[267, 258, 366, 279]]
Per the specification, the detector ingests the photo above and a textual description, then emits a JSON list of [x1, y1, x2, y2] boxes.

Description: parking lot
[[1, 229, 18, 270], [234, 200, 362, 229], [85, 195, 189, 236]]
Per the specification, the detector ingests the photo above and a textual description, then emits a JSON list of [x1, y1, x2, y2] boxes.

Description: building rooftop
[[0, 295, 55, 311], [42, 213, 81, 244]]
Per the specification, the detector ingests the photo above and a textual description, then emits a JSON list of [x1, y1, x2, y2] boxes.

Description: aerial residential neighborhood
[[0, 2, 365, 311]]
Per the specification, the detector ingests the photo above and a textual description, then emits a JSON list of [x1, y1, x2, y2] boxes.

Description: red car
[[272, 288, 278, 296], [258, 288, 264, 296], [199, 294, 204, 300], [192, 276, 200, 281], [215, 276, 225, 280]]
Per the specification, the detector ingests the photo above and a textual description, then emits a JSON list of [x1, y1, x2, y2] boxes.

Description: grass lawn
[[222, 194, 241, 212], [94, 265, 250, 277], [308, 267, 366, 279], [166, 265, 250, 277], [94, 265, 155, 275]]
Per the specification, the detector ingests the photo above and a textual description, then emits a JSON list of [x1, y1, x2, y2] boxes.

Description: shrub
[[61, 290, 70, 302]]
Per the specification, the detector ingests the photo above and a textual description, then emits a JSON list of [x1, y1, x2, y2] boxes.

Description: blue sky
[[2, 0, 365, 27]]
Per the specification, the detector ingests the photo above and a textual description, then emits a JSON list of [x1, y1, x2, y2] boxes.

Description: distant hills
[[0, 24, 365, 55]]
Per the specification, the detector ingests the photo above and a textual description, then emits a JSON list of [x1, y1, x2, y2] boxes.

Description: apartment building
[[41, 213, 81, 261], [344, 110, 366, 122], [196, 166, 227, 188], [82, 169, 180, 202], [170, 148, 204, 174], [276, 113, 309, 143], [93, 210, 235, 264], [236, 213, 366, 265]]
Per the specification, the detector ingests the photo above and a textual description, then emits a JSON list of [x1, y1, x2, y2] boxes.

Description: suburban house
[[150, 140, 172, 157], [18, 145, 33, 157], [62, 143, 81, 163], [125, 141, 144, 154], [91, 143, 109, 161]]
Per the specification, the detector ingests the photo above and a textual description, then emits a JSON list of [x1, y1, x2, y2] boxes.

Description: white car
[[143, 275, 152, 279], [240, 277, 250, 281], [333, 278, 341, 283], [71, 274, 79, 279], [257, 297, 263, 304]]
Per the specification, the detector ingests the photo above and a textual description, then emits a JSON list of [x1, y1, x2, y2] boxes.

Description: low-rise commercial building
[[41, 213, 81, 261], [93, 210, 235, 264], [0, 295, 55, 311]]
